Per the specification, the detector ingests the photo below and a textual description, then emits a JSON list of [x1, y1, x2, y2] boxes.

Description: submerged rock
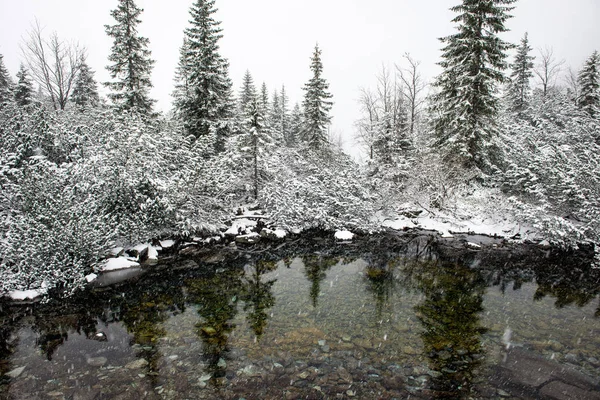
[[6, 366, 26, 378], [125, 358, 149, 369], [87, 357, 107, 367]]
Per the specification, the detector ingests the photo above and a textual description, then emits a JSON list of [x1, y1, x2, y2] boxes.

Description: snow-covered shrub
[[261, 147, 378, 232], [0, 157, 114, 295], [496, 90, 600, 246]]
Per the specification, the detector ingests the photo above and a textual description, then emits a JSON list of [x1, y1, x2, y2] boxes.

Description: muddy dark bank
[[1, 231, 599, 400]]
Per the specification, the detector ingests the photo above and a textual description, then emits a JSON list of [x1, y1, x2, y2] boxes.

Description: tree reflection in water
[[187, 268, 243, 379], [302, 254, 338, 307], [240, 260, 277, 340], [411, 260, 488, 398]]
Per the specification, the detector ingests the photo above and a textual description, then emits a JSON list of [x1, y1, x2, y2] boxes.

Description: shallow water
[[1, 236, 599, 399]]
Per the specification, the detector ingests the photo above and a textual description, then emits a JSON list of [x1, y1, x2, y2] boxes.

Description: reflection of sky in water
[[1, 247, 599, 399]]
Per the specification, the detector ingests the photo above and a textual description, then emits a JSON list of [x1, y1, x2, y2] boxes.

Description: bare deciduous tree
[[355, 88, 379, 160], [564, 67, 580, 102], [21, 20, 84, 110], [397, 53, 427, 137], [534, 47, 565, 97]]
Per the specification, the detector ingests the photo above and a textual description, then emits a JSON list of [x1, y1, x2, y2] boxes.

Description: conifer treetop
[[104, 0, 155, 114]]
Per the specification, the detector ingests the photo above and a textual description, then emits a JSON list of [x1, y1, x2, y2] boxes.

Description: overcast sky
[[0, 0, 598, 157]]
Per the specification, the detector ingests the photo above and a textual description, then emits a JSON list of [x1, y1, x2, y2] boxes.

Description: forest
[[0, 0, 598, 297]]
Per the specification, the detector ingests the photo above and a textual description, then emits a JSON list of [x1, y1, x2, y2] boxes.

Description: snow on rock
[[9, 289, 46, 301], [225, 219, 256, 236], [108, 247, 124, 257], [235, 232, 261, 244], [466, 242, 482, 250], [85, 273, 98, 283], [102, 257, 140, 271], [382, 216, 416, 231], [274, 229, 287, 239], [335, 230, 354, 241], [538, 239, 551, 249], [159, 240, 176, 249], [260, 228, 287, 240], [147, 245, 158, 261]]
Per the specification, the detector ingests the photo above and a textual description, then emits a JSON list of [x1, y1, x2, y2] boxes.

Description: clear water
[[1, 237, 599, 399]]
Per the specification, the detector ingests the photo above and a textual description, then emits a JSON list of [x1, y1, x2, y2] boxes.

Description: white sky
[[0, 0, 598, 157]]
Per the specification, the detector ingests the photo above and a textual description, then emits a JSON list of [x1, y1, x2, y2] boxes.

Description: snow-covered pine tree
[[577, 50, 599, 118], [432, 0, 515, 169], [239, 70, 256, 113], [301, 44, 333, 150], [104, 0, 155, 114], [288, 103, 302, 147], [71, 56, 100, 109], [506, 32, 535, 114], [174, 0, 233, 148], [0, 54, 13, 104], [14, 64, 34, 107]]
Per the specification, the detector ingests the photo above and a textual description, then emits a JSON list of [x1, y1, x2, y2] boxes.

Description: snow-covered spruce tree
[[269, 90, 283, 144], [105, 0, 155, 114], [71, 56, 100, 109], [0, 54, 12, 104], [14, 64, 34, 107], [174, 0, 233, 150], [577, 50, 599, 118], [432, 0, 515, 169], [259, 82, 269, 112], [301, 44, 333, 150], [506, 32, 535, 114], [243, 96, 268, 199], [239, 70, 256, 113], [288, 103, 302, 147], [279, 85, 290, 146]]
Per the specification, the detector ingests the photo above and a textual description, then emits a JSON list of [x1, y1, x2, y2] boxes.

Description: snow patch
[[102, 257, 140, 271], [273, 229, 287, 239], [466, 242, 482, 249], [147, 245, 158, 261], [85, 273, 98, 283], [335, 230, 354, 241], [9, 289, 46, 301], [159, 239, 176, 249], [382, 216, 416, 230]]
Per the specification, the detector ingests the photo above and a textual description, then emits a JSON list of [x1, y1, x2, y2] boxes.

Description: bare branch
[[21, 20, 84, 110], [396, 53, 427, 137], [534, 47, 565, 97]]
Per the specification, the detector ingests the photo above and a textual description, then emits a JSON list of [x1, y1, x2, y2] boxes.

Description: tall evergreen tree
[[577, 50, 599, 117], [0, 54, 12, 104], [71, 56, 100, 109], [432, 0, 515, 168], [259, 82, 269, 112], [506, 32, 535, 114], [239, 70, 256, 113], [14, 64, 34, 107], [174, 0, 233, 148], [105, 0, 155, 114], [279, 85, 290, 145], [288, 103, 302, 147], [243, 95, 268, 199], [301, 44, 333, 150], [270, 90, 281, 142]]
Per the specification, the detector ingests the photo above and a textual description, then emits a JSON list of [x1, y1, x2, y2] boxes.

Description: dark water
[[1, 234, 599, 399]]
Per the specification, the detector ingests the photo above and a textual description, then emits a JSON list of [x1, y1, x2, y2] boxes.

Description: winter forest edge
[[0, 0, 599, 298]]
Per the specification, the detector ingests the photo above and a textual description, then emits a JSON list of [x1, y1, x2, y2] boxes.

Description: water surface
[[1, 235, 599, 399]]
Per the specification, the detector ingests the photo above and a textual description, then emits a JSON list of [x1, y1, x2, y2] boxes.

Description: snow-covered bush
[[0, 157, 114, 296], [496, 90, 600, 246], [261, 147, 378, 232]]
